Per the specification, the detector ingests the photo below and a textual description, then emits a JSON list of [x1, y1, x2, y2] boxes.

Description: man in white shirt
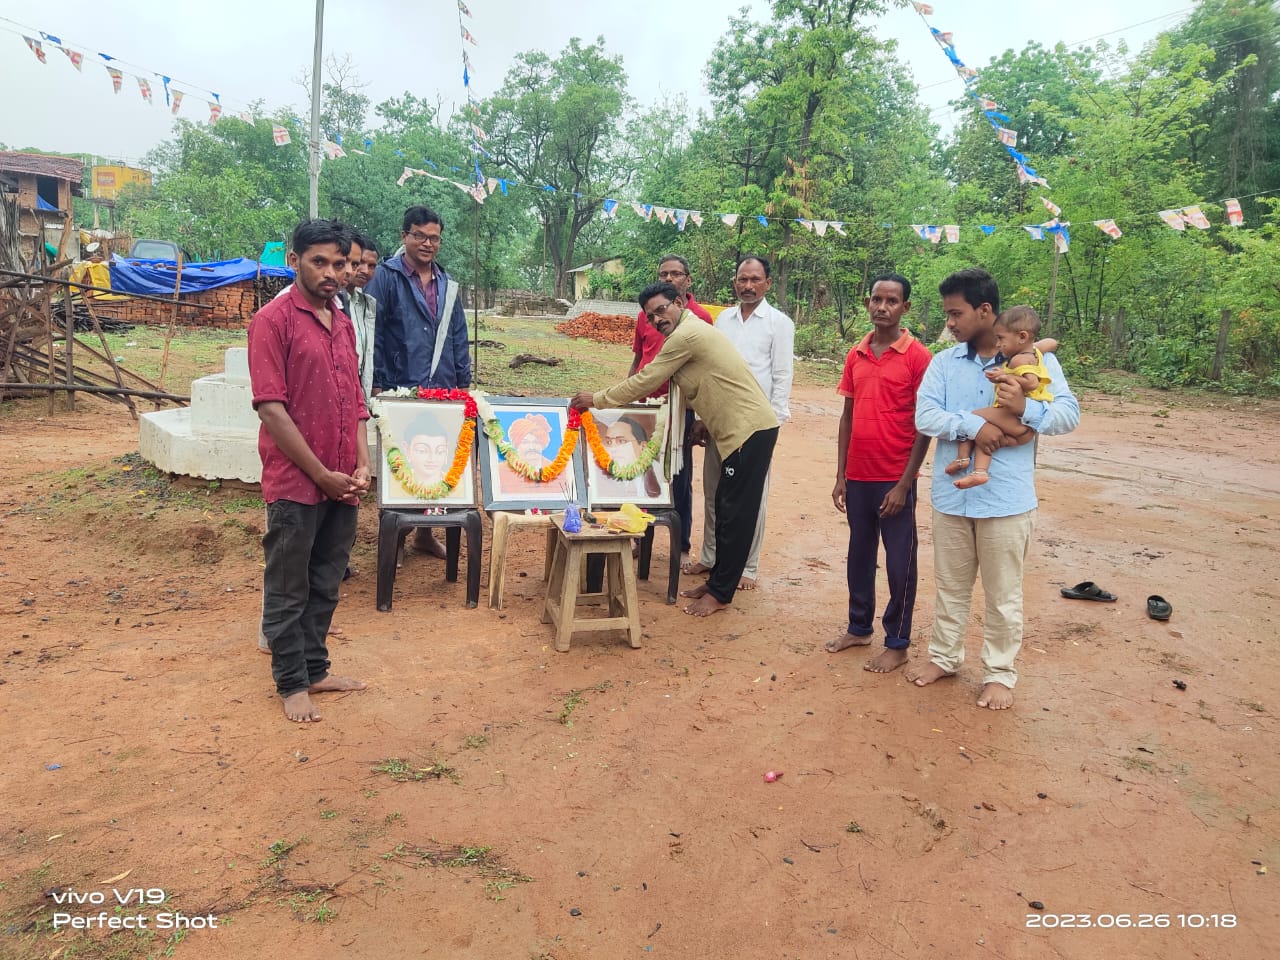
[[684, 255, 794, 590]]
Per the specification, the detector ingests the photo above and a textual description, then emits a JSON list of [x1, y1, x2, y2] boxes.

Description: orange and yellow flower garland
[[380, 388, 478, 500], [484, 408, 581, 483], [579, 409, 666, 481]]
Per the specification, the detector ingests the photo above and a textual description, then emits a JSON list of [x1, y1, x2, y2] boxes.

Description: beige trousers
[[699, 440, 769, 580], [928, 508, 1036, 688]]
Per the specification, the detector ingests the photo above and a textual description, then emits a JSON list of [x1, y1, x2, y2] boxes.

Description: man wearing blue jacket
[[366, 205, 471, 395], [365, 205, 472, 558]]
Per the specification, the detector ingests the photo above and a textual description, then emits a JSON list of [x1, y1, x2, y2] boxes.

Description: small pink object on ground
[[763, 770, 783, 783]]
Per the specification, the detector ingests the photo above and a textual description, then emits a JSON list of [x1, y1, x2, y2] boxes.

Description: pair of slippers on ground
[[1060, 581, 1172, 621]]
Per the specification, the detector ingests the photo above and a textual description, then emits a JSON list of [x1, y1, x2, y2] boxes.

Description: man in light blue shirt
[[908, 268, 1079, 710]]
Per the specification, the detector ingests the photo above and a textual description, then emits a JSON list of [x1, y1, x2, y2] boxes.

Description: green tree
[[481, 37, 634, 299]]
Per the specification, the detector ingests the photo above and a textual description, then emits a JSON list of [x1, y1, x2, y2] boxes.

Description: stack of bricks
[[93, 280, 260, 329]]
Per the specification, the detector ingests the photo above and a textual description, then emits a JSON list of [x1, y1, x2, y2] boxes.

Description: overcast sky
[[0, 0, 1193, 166]]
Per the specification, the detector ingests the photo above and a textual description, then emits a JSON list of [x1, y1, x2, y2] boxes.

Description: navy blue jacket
[[366, 254, 471, 390]]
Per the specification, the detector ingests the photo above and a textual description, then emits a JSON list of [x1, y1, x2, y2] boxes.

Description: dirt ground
[[1, 376, 1277, 960]]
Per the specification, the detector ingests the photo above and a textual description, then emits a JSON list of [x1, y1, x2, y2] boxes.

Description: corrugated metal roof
[[0, 151, 85, 182]]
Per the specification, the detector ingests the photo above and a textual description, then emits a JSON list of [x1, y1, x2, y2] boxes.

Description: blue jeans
[[844, 479, 918, 649], [261, 499, 358, 696]]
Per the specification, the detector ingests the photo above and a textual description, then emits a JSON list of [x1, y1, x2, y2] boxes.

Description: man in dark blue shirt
[[365, 206, 472, 558]]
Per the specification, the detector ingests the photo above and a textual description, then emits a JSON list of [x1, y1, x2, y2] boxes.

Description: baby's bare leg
[[973, 406, 1035, 444], [945, 438, 975, 475]]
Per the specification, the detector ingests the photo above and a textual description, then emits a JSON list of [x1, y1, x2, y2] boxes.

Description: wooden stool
[[541, 515, 642, 652], [377, 508, 483, 611], [487, 511, 559, 610]]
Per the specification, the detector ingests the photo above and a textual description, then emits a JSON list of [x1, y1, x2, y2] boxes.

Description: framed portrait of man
[[374, 398, 477, 508], [478, 397, 587, 511], [584, 404, 674, 510]]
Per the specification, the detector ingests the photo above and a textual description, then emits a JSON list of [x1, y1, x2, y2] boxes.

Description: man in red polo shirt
[[630, 254, 713, 558], [828, 273, 932, 673], [249, 219, 370, 723]]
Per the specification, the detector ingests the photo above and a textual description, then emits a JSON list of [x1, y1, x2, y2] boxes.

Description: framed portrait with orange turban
[[478, 398, 587, 511]]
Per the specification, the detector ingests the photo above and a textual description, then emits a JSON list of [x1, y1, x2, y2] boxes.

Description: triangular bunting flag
[[601, 198, 619, 218], [106, 66, 123, 93], [675, 210, 689, 232], [1040, 196, 1061, 218], [138, 78, 153, 104], [796, 218, 815, 234], [171, 90, 184, 115], [61, 47, 84, 71], [931, 29, 954, 46], [997, 127, 1017, 147], [830, 221, 846, 236], [1158, 210, 1186, 231], [1023, 225, 1044, 240], [944, 224, 960, 243], [720, 213, 739, 228], [1181, 205, 1210, 229], [757, 215, 769, 227], [458, 0, 472, 15], [911, 2, 933, 13], [323, 141, 346, 159], [208, 101, 222, 123], [24, 37, 47, 63], [813, 220, 829, 237], [1225, 198, 1243, 226], [461, 26, 477, 45], [689, 212, 703, 228], [272, 125, 291, 146], [1093, 219, 1122, 239], [979, 225, 996, 235]]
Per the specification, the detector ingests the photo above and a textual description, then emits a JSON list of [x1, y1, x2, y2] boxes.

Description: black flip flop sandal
[[1060, 581, 1117, 602], [1147, 595, 1172, 621]]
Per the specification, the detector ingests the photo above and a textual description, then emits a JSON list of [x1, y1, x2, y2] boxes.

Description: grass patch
[[371, 756, 461, 784], [263, 836, 305, 868], [557, 680, 611, 726], [378, 841, 533, 902], [464, 733, 489, 750]]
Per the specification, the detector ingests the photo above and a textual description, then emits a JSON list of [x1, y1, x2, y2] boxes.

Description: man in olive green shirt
[[572, 282, 779, 617]]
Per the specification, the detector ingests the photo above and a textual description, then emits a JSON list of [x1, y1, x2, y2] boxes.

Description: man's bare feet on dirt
[[737, 576, 757, 591], [308, 676, 366, 693], [684, 593, 729, 617], [977, 682, 1014, 710], [282, 691, 321, 722], [681, 560, 711, 576], [413, 530, 447, 559], [680, 582, 710, 600], [905, 661, 955, 687], [865, 648, 909, 673], [944, 457, 971, 476], [825, 632, 873, 653]]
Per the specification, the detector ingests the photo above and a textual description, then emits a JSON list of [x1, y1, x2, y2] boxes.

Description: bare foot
[[308, 676, 366, 693], [680, 582, 710, 600], [944, 457, 971, 476], [954, 469, 989, 490], [737, 577, 757, 591], [977, 682, 1015, 710], [825, 632, 873, 653], [865, 648, 909, 673], [684, 593, 730, 617], [681, 560, 711, 576], [282, 691, 321, 722], [905, 661, 955, 687], [413, 530, 448, 559]]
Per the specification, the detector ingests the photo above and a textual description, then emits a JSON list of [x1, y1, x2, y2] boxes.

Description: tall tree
[[481, 37, 633, 299]]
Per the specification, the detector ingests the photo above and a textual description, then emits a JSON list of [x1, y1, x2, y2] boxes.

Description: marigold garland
[[580, 408, 667, 481], [378, 389, 477, 500], [484, 408, 581, 483]]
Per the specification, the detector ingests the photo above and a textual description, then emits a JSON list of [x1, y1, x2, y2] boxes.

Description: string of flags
[[10, 23, 233, 126], [455, 0, 490, 196]]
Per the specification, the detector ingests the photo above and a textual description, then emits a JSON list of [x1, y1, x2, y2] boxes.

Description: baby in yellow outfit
[[946, 305, 1059, 489]]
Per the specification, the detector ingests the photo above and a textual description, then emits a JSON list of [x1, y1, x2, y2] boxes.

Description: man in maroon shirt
[[630, 254, 713, 559], [248, 220, 371, 723]]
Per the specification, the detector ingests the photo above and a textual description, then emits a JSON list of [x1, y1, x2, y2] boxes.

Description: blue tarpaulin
[[108, 256, 293, 297]]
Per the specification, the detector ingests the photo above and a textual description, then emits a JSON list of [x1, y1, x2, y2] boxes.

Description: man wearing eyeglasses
[[629, 254, 713, 560], [572, 282, 778, 618], [366, 205, 472, 559]]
